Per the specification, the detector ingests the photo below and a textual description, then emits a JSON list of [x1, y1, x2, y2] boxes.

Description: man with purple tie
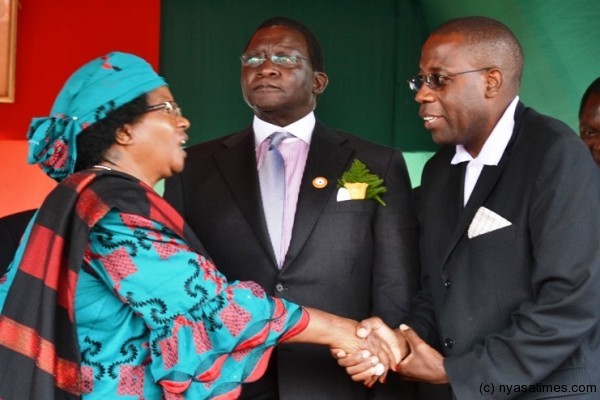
[[165, 16, 419, 400]]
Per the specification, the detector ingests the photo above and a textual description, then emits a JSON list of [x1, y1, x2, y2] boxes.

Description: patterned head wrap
[[26, 51, 166, 181]]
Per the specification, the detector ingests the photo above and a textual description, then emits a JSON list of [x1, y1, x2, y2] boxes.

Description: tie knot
[[268, 131, 291, 150]]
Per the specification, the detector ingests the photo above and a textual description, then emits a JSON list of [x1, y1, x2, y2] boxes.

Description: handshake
[[329, 316, 449, 388]]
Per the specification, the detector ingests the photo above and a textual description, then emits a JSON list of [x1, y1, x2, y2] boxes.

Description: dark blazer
[[0, 209, 36, 276], [406, 103, 600, 399], [165, 121, 420, 399]]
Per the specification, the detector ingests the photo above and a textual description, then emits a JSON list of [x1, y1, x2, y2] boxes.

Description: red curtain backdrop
[[0, 0, 160, 216]]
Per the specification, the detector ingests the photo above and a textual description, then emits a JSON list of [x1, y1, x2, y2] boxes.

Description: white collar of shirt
[[451, 96, 519, 166], [253, 112, 315, 146], [451, 96, 519, 206]]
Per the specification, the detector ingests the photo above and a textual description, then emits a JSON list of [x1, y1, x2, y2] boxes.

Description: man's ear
[[485, 68, 502, 98], [115, 124, 134, 145], [313, 71, 329, 95]]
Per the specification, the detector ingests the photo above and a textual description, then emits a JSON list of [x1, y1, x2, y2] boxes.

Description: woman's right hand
[[332, 317, 404, 386], [284, 308, 401, 386]]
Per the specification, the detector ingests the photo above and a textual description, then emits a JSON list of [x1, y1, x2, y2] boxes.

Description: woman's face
[[127, 86, 190, 185]]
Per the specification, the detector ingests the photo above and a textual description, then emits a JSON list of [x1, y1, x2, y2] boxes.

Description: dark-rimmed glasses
[[407, 67, 493, 91], [145, 101, 182, 117], [240, 53, 310, 68]]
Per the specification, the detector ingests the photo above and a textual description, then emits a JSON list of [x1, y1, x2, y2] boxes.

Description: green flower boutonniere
[[337, 159, 387, 206]]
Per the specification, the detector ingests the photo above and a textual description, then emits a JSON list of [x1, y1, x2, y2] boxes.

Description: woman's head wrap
[[27, 51, 166, 181]]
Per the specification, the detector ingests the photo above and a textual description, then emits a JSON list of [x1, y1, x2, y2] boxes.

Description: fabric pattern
[[467, 206, 512, 238], [0, 170, 308, 399], [26, 52, 166, 181]]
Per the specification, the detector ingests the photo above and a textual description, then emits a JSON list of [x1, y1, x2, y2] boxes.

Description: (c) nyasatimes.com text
[[479, 382, 597, 396]]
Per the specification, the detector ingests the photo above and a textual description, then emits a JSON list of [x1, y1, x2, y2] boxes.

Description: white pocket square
[[468, 207, 512, 239], [336, 187, 351, 202]]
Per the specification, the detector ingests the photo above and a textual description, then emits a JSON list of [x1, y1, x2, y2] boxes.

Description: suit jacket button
[[275, 283, 285, 293], [443, 280, 451, 289], [444, 338, 454, 349]]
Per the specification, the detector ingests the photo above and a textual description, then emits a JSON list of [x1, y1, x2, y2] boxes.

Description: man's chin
[[430, 130, 452, 146]]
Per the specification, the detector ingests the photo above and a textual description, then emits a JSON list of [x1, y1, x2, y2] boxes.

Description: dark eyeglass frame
[[240, 53, 310, 68], [145, 101, 182, 117], [407, 67, 494, 92]]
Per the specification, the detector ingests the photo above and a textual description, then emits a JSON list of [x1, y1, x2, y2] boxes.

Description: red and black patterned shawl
[[0, 169, 206, 399]]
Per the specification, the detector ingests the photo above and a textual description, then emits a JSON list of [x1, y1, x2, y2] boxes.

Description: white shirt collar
[[253, 112, 315, 146], [451, 96, 519, 165]]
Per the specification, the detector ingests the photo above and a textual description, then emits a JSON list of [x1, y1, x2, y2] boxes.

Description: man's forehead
[[420, 37, 470, 71]]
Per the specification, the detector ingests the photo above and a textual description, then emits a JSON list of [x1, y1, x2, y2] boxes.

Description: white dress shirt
[[452, 96, 519, 206]]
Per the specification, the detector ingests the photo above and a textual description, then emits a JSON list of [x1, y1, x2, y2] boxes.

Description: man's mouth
[[422, 115, 442, 129]]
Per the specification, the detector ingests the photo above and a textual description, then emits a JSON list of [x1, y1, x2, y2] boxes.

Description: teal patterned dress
[[0, 170, 308, 400]]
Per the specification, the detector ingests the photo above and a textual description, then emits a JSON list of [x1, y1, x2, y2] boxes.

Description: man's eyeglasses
[[145, 101, 182, 118], [240, 53, 310, 68], [407, 67, 493, 92]]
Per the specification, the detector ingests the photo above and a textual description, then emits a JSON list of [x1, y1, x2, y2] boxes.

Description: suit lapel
[[440, 104, 525, 268], [440, 164, 506, 267], [213, 128, 278, 266], [282, 123, 353, 269], [427, 157, 464, 267]]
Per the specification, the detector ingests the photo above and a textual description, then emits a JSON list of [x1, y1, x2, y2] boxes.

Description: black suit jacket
[[406, 103, 600, 399], [165, 121, 420, 399], [0, 209, 36, 276]]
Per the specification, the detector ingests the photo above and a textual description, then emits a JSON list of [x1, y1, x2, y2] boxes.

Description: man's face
[[240, 25, 327, 127], [414, 34, 492, 156], [580, 93, 600, 166]]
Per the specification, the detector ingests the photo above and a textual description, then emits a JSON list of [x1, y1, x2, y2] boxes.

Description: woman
[[0, 52, 394, 399]]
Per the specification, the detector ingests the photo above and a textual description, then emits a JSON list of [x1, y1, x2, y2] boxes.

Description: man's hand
[[396, 324, 448, 384]]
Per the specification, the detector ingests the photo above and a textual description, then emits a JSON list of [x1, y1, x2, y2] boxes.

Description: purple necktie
[[259, 131, 291, 267]]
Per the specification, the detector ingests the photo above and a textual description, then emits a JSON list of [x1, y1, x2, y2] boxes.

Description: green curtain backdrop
[[160, 0, 600, 186]]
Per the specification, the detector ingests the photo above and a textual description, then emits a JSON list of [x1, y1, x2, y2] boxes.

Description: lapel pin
[[312, 176, 328, 189]]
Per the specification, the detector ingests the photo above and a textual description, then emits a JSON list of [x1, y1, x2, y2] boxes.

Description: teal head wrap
[[27, 51, 166, 181]]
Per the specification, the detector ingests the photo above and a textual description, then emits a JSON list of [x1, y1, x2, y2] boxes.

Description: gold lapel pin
[[312, 176, 328, 189]]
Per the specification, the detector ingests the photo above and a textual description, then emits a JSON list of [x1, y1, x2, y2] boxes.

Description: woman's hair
[[74, 93, 149, 171]]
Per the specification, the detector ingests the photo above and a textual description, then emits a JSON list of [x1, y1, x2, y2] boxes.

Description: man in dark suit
[[0, 209, 36, 276], [579, 77, 600, 167], [164, 16, 419, 400], [348, 16, 600, 399]]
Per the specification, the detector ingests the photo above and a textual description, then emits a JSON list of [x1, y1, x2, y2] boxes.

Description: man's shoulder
[[519, 106, 575, 139], [326, 127, 400, 157], [514, 105, 586, 160]]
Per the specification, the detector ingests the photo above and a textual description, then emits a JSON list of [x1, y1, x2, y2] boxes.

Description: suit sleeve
[[445, 135, 600, 398]]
